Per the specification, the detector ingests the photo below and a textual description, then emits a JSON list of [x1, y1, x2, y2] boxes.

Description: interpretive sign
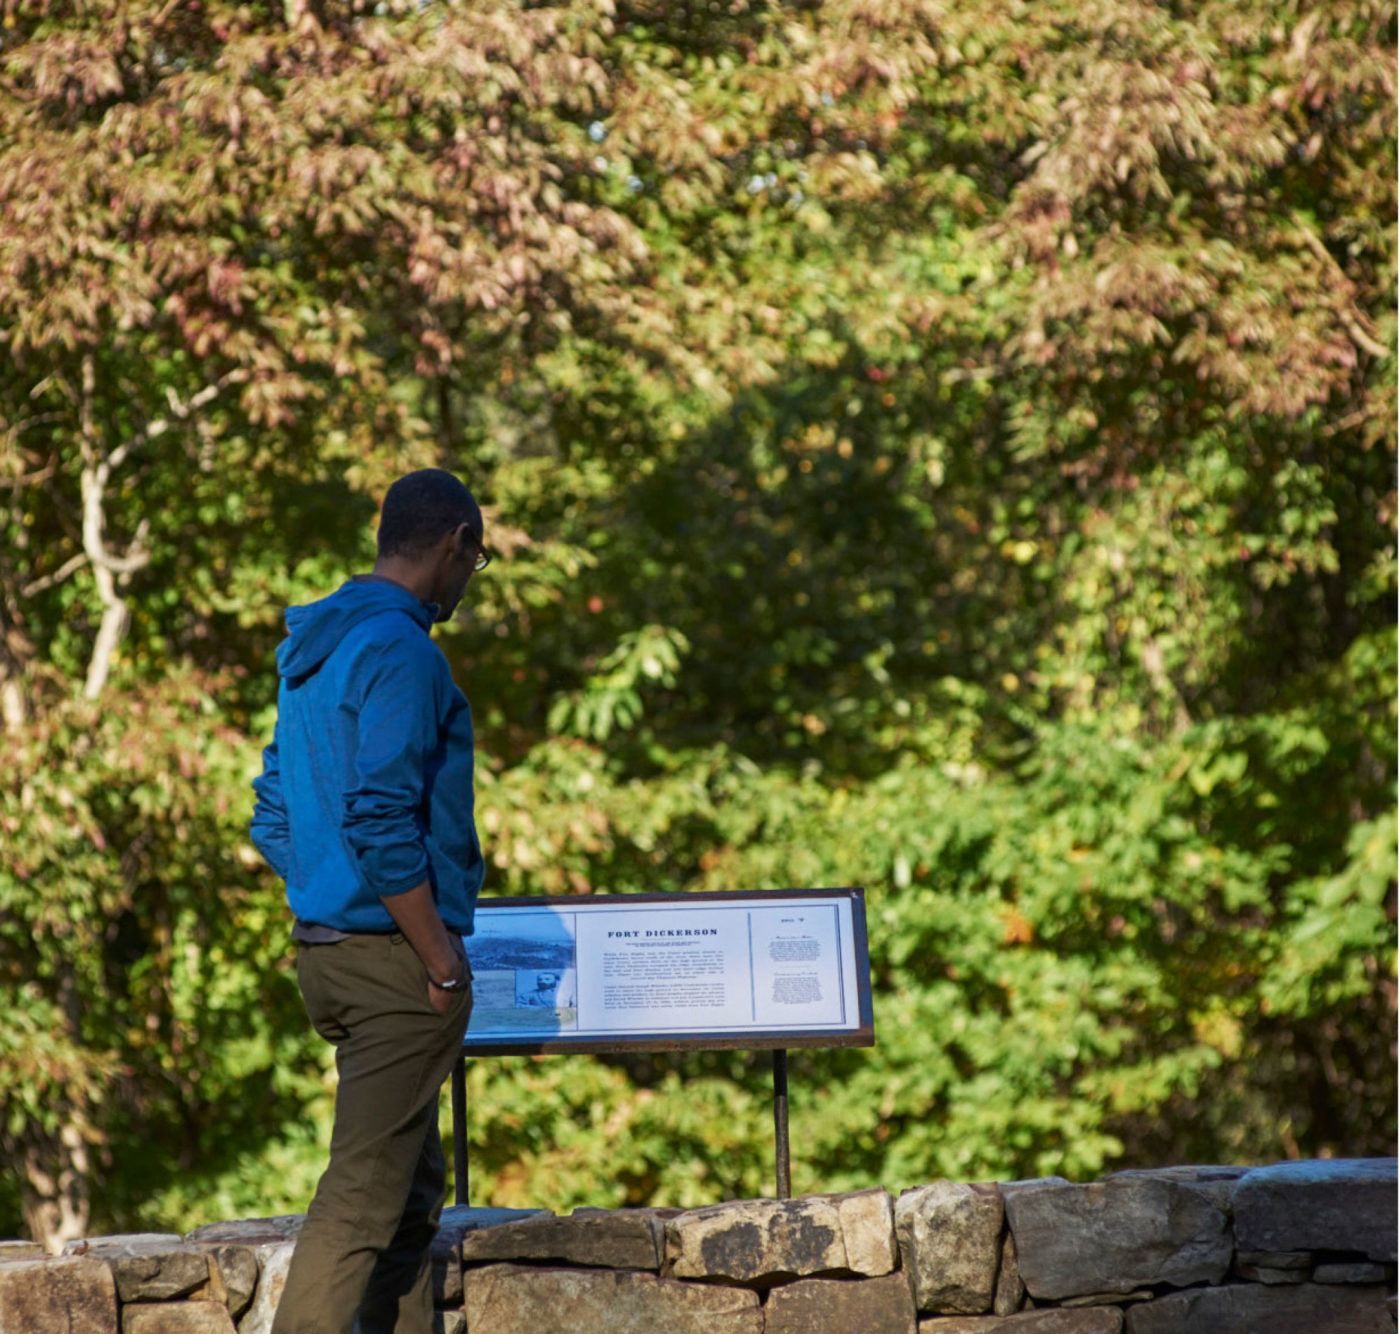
[[450, 888, 872, 1203], [459, 888, 872, 1055]]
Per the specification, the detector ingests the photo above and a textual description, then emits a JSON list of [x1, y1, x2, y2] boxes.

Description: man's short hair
[[377, 469, 482, 559]]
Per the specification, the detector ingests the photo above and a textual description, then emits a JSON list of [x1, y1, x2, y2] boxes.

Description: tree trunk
[[19, 1125, 91, 1254], [0, 664, 25, 733], [83, 563, 129, 701]]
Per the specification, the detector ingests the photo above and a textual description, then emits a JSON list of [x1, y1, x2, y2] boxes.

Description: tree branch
[[112, 372, 242, 468], [73, 364, 241, 697], [64, 359, 242, 697], [77, 355, 145, 699], [1294, 215, 1393, 361], [21, 552, 88, 598]]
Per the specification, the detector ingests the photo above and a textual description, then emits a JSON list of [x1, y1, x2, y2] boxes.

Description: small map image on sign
[[466, 917, 574, 972]]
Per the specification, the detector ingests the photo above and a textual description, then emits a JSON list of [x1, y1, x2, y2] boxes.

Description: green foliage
[[0, 0, 1393, 1243], [0, 675, 328, 1233]]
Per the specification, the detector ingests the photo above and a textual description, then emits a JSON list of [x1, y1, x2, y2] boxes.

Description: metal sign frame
[[450, 887, 873, 1201]]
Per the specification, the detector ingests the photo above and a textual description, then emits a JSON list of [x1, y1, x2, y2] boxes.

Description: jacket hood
[[276, 578, 437, 682]]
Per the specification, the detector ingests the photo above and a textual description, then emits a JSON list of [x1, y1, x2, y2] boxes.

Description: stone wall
[[0, 1159, 1393, 1333]]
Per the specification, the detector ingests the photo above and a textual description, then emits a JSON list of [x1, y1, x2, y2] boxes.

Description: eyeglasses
[[456, 523, 491, 571]]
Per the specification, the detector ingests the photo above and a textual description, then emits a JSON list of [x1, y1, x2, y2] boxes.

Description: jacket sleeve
[[250, 736, 293, 881], [343, 642, 444, 897]]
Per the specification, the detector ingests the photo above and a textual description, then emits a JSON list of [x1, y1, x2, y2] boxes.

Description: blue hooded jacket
[[250, 577, 483, 935]]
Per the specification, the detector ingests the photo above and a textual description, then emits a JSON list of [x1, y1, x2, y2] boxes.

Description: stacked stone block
[[0, 1159, 1392, 1332]]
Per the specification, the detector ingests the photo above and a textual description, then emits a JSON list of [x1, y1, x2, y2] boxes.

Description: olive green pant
[[272, 933, 472, 1334]]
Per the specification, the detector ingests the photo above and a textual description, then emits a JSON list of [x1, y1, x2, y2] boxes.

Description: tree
[[0, 0, 1392, 1245]]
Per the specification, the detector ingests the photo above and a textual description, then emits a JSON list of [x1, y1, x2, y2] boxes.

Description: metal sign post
[[451, 1057, 468, 1205], [772, 1049, 791, 1199]]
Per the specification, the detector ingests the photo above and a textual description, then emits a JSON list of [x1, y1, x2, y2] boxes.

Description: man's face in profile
[[434, 526, 483, 622]]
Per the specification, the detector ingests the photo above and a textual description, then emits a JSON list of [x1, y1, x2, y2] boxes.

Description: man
[[250, 468, 489, 1334], [519, 970, 561, 1007]]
